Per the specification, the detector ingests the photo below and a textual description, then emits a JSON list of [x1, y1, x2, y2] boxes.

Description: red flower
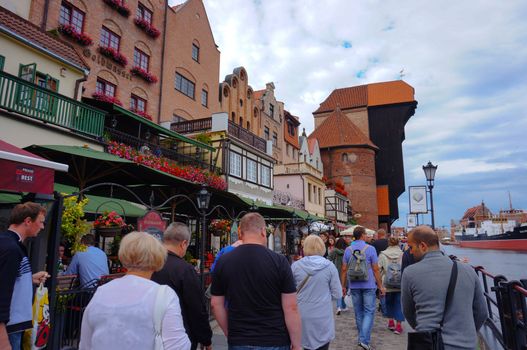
[[58, 24, 92, 46], [92, 92, 123, 106], [103, 0, 130, 17], [130, 66, 158, 84], [98, 46, 128, 66], [130, 109, 153, 120], [134, 18, 161, 39]]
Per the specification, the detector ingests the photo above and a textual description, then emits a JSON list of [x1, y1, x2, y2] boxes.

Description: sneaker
[[358, 342, 371, 350], [394, 323, 403, 335], [336, 307, 341, 315], [387, 319, 395, 331]]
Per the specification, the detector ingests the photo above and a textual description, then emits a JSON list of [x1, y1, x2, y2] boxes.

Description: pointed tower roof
[[308, 106, 378, 150]]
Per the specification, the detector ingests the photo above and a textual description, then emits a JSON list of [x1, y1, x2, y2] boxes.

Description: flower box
[[98, 46, 128, 66], [92, 92, 123, 106], [209, 219, 231, 237], [130, 109, 153, 120], [134, 18, 161, 39], [94, 211, 126, 237], [103, 0, 130, 17], [96, 226, 122, 238], [58, 24, 92, 46], [130, 66, 158, 84]]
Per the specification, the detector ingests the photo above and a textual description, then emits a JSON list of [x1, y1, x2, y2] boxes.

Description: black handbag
[[407, 261, 458, 350]]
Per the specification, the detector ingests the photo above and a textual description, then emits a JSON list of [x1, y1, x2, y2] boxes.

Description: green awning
[[30, 145, 134, 163], [55, 183, 147, 217], [112, 105, 214, 152], [0, 192, 22, 203]]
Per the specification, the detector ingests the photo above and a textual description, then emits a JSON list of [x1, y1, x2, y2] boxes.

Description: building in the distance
[[254, 82, 284, 163], [310, 80, 417, 230]]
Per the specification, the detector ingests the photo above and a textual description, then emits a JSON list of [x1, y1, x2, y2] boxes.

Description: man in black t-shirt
[[211, 213, 301, 350]]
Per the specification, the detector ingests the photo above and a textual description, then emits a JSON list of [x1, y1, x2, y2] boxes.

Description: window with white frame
[[261, 165, 271, 187], [247, 158, 257, 183], [229, 151, 241, 177]]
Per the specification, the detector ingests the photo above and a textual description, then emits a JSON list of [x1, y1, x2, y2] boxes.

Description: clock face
[[348, 153, 357, 163]]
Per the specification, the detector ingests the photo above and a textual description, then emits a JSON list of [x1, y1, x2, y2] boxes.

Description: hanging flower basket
[[94, 211, 126, 237], [209, 219, 231, 237], [92, 92, 123, 106], [98, 46, 128, 66]]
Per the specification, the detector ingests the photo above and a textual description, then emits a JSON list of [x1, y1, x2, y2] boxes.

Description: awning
[[0, 140, 68, 194], [54, 183, 147, 217]]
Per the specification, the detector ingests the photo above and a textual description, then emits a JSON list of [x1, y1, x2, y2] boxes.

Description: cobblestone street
[[210, 305, 407, 350]]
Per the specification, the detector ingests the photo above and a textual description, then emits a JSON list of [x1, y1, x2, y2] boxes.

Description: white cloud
[[410, 158, 518, 179]]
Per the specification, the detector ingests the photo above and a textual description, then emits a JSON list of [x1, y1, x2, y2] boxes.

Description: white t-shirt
[[80, 274, 190, 350]]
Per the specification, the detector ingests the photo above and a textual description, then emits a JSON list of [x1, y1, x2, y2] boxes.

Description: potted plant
[[94, 211, 126, 237], [208, 219, 231, 237]]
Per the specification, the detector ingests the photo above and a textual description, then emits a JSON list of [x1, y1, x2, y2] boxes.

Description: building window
[[229, 151, 241, 177], [134, 48, 149, 71], [60, 2, 85, 33], [136, 3, 152, 24], [272, 132, 278, 146], [318, 188, 321, 205], [247, 159, 257, 183], [173, 114, 186, 123], [286, 144, 290, 156], [96, 78, 116, 97], [308, 184, 312, 202], [246, 121, 250, 130], [343, 176, 352, 184], [231, 112, 236, 122], [201, 89, 208, 107], [192, 43, 199, 62], [261, 165, 271, 187], [130, 94, 146, 113], [269, 103, 274, 118], [239, 117, 243, 127], [264, 127, 270, 140], [175, 73, 195, 99], [287, 121, 295, 136], [100, 27, 120, 50], [341, 153, 349, 163]]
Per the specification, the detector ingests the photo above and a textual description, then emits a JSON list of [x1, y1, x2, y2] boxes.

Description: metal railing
[[0, 71, 105, 137], [228, 120, 267, 152], [105, 127, 218, 172], [171, 117, 212, 134], [474, 266, 527, 350]]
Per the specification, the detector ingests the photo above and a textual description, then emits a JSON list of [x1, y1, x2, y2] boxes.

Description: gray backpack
[[346, 246, 369, 281], [382, 253, 402, 288]]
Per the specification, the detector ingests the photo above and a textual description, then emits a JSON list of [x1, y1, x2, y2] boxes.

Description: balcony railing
[[275, 163, 323, 178], [228, 121, 266, 152], [0, 71, 105, 137], [105, 127, 217, 172], [171, 117, 267, 153]]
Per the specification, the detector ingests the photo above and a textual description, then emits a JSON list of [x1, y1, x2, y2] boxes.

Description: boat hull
[[458, 239, 527, 251]]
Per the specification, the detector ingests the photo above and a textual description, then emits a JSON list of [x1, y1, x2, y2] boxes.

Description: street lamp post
[[422, 161, 438, 229], [196, 184, 211, 291]]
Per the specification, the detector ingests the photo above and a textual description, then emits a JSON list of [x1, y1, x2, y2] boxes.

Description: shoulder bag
[[407, 261, 458, 350], [153, 285, 175, 350]]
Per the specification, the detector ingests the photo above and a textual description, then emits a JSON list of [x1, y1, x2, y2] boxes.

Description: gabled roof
[[462, 203, 492, 220], [307, 138, 317, 155], [284, 110, 300, 126], [308, 107, 378, 150], [0, 6, 88, 72], [314, 80, 415, 114]]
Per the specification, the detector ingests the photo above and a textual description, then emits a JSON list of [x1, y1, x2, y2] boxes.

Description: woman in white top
[[79, 231, 191, 350]]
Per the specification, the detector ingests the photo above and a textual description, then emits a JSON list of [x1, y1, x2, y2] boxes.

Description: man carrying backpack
[[378, 236, 404, 335], [341, 226, 385, 350]]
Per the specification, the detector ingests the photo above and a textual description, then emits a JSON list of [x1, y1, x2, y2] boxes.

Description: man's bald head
[[240, 212, 266, 236], [408, 225, 439, 247]]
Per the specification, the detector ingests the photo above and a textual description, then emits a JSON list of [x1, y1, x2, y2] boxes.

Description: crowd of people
[[0, 202, 488, 350]]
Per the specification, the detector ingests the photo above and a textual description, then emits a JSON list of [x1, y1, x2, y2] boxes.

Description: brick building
[[311, 80, 417, 230]]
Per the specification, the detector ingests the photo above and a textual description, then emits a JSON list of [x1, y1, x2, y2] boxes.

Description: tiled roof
[[314, 80, 415, 114], [0, 7, 88, 71], [308, 107, 378, 150], [462, 203, 492, 220], [284, 110, 300, 126], [253, 89, 265, 100], [307, 138, 317, 155]]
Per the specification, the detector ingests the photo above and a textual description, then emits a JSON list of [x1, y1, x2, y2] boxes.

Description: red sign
[[138, 210, 167, 240], [0, 159, 54, 194]]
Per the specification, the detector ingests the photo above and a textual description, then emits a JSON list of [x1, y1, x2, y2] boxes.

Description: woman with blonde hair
[[378, 236, 405, 335], [292, 234, 342, 350], [80, 232, 190, 349]]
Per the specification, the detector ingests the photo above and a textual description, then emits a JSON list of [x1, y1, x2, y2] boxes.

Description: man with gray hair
[[152, 222, 212, 350]]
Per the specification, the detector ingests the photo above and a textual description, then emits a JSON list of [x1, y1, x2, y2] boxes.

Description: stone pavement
[[210, 305, 407, 350]]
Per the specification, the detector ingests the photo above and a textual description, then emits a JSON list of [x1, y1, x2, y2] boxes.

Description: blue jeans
[[379, 294, 387, 316], [336, 296, 346, 309], [350, 288, 377, 345], [8, 331, 22, 350], [229, 346, 290, 350], [385, 291, 405, 322]]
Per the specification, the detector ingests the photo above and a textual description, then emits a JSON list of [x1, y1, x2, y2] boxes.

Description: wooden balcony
[[171, 117, 267, 153], [0, 71, 105, 137]]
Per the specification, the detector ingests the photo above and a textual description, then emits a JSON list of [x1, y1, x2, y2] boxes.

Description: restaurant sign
[[83, 48, 133, 81], [0, 159, 54, 194], [138, 210, 167, 240]]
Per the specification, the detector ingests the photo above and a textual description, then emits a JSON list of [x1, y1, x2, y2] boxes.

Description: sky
[[177, 0, 527, 228]]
